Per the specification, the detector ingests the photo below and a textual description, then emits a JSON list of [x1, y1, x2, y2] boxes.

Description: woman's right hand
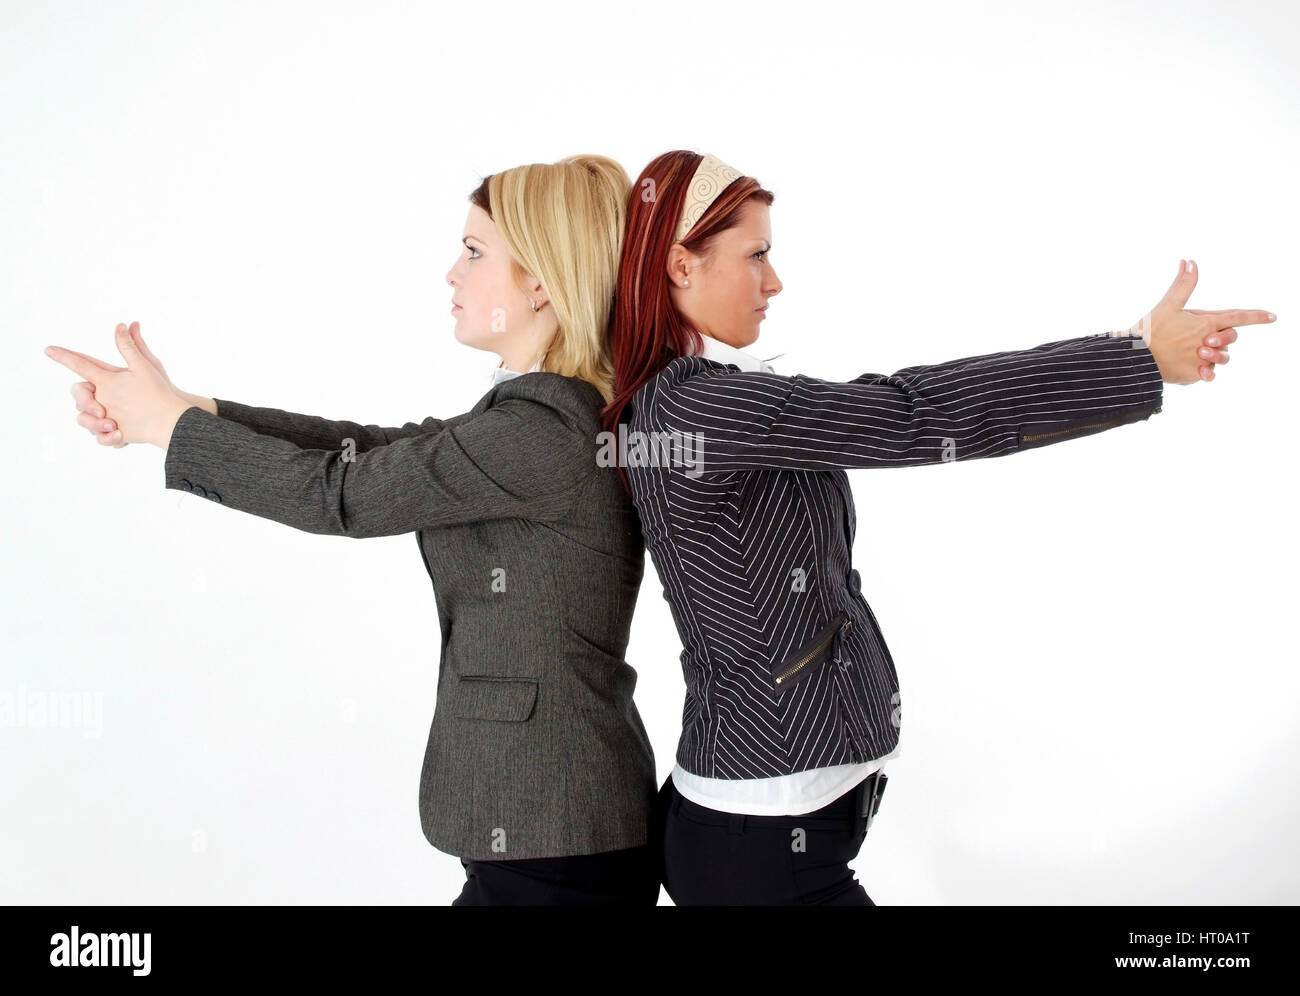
[[69, 323, 210, 446], [1133, 258, 1276, 385]]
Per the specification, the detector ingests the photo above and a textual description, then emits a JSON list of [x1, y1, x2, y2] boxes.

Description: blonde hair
[[469, 154, 630, 403]]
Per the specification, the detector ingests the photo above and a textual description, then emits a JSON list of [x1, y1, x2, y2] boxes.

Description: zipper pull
[[833, 617, 852, 667]]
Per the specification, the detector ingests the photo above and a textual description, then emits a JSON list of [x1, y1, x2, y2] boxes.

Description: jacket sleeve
[[212, 398, 470, 453], [163, 396, 590, 537], [654, 332, 1164, 472]]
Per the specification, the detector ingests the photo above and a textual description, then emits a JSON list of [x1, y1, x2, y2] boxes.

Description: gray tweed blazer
[[162, 372, 655, 861]]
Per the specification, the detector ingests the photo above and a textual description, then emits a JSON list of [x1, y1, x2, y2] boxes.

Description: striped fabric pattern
[[626, 331, 1163, 778]]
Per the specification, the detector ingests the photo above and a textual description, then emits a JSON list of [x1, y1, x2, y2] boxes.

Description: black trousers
[[451, 840, 660, 906], [655, 769, 888, 906]]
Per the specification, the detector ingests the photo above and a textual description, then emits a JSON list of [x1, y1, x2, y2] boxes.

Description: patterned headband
[[673, 153, 743, 243]]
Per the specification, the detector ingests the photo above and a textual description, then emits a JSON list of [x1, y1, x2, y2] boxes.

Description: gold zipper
[[1021, 405, 1161, 444], [775, 618, 852, 685]]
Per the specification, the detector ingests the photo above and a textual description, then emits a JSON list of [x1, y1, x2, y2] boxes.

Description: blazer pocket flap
[[452, 676, 539, 722]]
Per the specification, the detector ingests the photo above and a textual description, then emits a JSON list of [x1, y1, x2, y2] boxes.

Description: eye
[[753, 249, 768, 262], [466, 245, 481, 260]]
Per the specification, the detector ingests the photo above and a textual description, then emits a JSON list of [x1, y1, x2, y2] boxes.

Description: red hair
[[599, 150, 775, 493]]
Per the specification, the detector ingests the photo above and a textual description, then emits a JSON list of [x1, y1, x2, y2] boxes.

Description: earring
[[683, 280, 690, 287], [530, 299, 538, 312]]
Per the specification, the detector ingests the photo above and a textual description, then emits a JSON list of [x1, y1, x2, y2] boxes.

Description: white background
[[4, 0, 1296, 905]]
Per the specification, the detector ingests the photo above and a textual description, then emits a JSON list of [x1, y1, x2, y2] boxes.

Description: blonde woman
[[46, 155, 660, 906]]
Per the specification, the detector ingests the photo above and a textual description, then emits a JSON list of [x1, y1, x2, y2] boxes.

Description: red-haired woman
[[601, 149, 1272, 905]]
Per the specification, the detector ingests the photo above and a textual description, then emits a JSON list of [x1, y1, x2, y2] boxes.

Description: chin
[[455, 330, 506, 359], [452, 323, 482, 348]]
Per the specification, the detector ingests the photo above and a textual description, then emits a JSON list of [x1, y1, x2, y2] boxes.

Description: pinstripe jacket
[[162, 372, 656, 861], [625, 331, 1163, 779]]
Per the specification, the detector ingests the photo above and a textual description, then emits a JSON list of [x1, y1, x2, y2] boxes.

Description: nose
[[764, 262, 783, 298], [446, 253, 466, 288]]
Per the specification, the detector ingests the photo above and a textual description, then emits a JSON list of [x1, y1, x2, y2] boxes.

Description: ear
[[523, 275, 549, 310], [666, 243, 693, 287]]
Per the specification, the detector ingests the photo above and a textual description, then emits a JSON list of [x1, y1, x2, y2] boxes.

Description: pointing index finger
[[1211, 310, 1276, 329], [44, 345, 97, 380], [44, 345, 126, 379]]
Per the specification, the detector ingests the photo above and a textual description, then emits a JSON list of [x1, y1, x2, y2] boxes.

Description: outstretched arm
[[45, 325, 591, 538], [654, 331, 1164, 474], [646, 258, 1275, 474], [161, 394, 590, 537]]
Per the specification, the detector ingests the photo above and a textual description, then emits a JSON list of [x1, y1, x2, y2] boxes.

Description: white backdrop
[[4, 0, 1296, 905]]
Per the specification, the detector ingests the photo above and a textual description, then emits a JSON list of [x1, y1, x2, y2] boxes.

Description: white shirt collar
[[489, 356, 543, 386], [696, 334, 776, 373]]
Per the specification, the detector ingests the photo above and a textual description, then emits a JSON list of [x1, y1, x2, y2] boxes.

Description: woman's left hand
[[44, 322, 193, 449]]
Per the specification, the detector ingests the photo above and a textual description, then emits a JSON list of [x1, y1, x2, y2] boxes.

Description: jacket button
[[208, 492, 221, 503], [193, 484, 207, 498], [847, 568, 861, 594], [179, 479, 193, 492]]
